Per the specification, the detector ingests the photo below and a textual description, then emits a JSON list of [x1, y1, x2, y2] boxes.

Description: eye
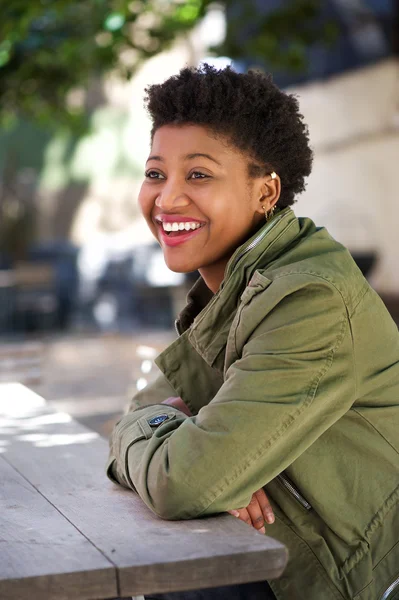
[[145, 170, 165, 180], [189, 171, 209, 180]]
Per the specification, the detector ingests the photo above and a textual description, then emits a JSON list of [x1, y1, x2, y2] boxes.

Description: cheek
[[212, 185, 252, 227]]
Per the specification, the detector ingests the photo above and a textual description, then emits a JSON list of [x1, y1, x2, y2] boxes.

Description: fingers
[[227, 488, 275, 534], [246, 495, 267, 534], [227, 502, 265, 534], [254, 488, 275, 525], [228, 508, 255, 529]]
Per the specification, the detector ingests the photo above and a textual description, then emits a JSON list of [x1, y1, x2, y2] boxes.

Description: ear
[[254, 173, 281, 216]]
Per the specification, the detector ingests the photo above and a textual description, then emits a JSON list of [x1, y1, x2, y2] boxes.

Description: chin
[[162, 252, 200, 274], [165, 260, 198, 274]]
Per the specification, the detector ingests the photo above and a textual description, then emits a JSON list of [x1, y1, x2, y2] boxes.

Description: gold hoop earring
[[263, 205, 275, 223]]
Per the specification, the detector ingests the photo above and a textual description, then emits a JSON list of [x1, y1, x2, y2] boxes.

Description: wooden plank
[[0, 456, 117, 600], [1, 385, 287, 597], [117, 502, 287, 596]]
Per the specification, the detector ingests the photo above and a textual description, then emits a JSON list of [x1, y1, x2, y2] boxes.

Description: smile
[[162, 221, 202, 232], [155, 217, 206, 247]]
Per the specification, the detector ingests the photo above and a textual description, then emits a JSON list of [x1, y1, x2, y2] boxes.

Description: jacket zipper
[[174, 319, 181, 336], [380, 576, 399, 600], [228, 213, 285, 276], [277, 473, 312, 511]]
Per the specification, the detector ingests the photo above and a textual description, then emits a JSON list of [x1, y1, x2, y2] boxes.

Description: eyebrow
[[146, 153, 221, 166], [186, 153, 221, 165]]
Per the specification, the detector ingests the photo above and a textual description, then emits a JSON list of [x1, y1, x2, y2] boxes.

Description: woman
[[107, 65, 399, 600]]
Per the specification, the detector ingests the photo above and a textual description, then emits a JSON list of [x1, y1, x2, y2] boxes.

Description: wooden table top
[[0, 383, 287, 600]]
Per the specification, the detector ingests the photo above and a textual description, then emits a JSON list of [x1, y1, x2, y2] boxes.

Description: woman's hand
[[228, 488, 274, 534], [162, 396, 192, 417]]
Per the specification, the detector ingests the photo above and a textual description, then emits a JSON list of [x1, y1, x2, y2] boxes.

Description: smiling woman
[[107, 65, 399, 600], [139, 124, 282, 291]]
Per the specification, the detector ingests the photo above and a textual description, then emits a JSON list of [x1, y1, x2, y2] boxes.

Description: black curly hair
[[144, 64, 313, 208]]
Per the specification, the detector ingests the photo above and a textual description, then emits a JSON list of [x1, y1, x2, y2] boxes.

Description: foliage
[[0, 0, 336, 130], [0, 0, 213, 129]]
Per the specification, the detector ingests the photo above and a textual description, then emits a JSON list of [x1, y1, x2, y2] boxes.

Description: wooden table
[[0, 384, 287, 600]]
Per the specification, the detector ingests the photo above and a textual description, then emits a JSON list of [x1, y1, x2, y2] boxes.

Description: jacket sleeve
[[108, 278, 355, 518], [106, 371, 178, 487]]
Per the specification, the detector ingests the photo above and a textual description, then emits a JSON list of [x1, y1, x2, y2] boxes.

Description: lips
[[154, 215, 206, 247]]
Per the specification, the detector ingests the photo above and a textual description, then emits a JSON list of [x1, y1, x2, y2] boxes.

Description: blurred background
[[0, 0, 398, 437]]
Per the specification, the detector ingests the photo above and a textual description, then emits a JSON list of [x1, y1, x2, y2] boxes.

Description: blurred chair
[[0, 270, 15, 334], [27, 241, 79, 330], [13, 261, 58, 332]]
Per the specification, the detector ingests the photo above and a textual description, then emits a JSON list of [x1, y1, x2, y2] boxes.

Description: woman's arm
[[108, 278, 354, 519], [107, 371, 180, 487]]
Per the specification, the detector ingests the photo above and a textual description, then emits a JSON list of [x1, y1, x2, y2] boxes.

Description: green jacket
[[107, 207, 399, 600]]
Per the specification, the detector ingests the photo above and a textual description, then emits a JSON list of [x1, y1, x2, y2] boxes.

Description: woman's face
[[138, 124, 275, 292]]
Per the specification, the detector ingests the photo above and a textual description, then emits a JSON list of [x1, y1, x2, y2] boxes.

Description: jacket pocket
[[240, 270, 272, 305], [277, 472, 312, 511]]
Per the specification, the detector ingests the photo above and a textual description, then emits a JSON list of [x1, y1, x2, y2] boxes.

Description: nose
[[154, 177, 190, 211]]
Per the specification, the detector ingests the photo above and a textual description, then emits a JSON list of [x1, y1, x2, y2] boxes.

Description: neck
[[198, 221, 267, 293], [198, 258, 230, 294]]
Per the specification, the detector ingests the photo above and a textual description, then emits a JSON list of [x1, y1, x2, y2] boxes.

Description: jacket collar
[[161, 207, 300, 371]]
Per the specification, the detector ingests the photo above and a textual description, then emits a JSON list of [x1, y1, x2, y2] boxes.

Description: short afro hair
[[144, 64, 313, 208]]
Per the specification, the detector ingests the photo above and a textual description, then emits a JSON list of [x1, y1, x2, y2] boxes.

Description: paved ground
[[35, 329, 175, 439]]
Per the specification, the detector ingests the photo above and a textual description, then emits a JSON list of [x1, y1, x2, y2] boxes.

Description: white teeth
[[162, 221, 202, 232]]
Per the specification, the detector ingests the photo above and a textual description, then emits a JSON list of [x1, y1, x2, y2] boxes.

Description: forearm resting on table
[[107, 396, 190, 488], [109, 396, 274, 531]]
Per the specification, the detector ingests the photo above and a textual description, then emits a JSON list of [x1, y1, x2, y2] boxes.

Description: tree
[[0, 0, 335, 130]]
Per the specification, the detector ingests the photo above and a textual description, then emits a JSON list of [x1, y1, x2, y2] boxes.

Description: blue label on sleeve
[[148, 414, 169, 427]]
